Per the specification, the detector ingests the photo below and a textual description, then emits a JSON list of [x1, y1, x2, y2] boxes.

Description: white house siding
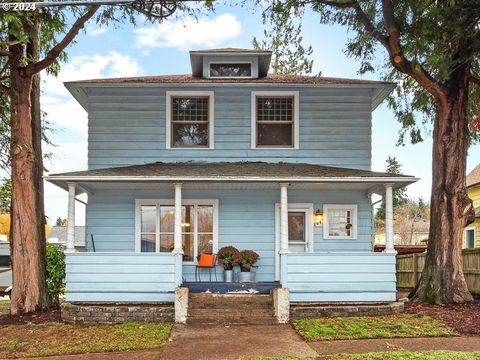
[[85, 188, 373, 282], [87, 86, 372, 170]]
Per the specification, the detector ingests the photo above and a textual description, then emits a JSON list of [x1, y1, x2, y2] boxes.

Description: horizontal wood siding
[[286, 253, 397, 302], [65, 253, 180, 302], [87, 86, 372, 169], [86, 188, 373, 282]]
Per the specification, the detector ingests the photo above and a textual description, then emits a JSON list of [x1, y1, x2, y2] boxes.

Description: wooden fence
[[396, 249, 480, 295]]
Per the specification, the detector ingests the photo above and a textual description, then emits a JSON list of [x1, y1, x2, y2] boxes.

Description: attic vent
[[209, 63, 252, 78]]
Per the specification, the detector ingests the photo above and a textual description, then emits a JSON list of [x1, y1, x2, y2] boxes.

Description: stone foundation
[[290, 301, 404, 320], [61, 302, 174, 324]]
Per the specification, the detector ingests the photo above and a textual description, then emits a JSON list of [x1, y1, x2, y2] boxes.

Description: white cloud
[[41, 52, 141, 136], [134, 13, 242, 50], [86, 24, 108, 37]]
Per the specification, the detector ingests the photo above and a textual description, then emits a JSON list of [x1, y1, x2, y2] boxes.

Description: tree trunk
[[9, 36, 49, 314], [413, 67, 474, 303]]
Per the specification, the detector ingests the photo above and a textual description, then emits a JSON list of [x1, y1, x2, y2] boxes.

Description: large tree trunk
[[9, 31, 49, 314], [413, 65, 474, 303]]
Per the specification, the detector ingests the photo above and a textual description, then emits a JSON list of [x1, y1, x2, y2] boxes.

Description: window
[[323, 204, 358, 239], [465, 228, 476, 249], [166, 91, 214, 149], [209, 63, 252, 77], [251, 91, 299, 149], [135, 199, 218, 262]]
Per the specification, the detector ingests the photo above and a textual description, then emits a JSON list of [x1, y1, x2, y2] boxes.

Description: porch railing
[[281, 252, 397, 302], [65, 252, 182, 302]]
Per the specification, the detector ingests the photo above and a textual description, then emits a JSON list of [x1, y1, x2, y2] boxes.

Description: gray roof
[[46, 161, 416, 182], [467, 164, 480, 188], [47, 226, 85, 245]]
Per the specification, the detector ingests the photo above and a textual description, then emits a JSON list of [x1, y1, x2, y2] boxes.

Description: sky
[[39, 2, 480, 225]]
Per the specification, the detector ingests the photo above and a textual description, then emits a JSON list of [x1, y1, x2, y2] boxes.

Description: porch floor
[[182, 281, 281, 294]]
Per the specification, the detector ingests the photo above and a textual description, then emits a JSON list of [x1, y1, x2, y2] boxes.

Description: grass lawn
[[293, 313, 455, 341], [0, 300, 10, 315], [0, 321, 172, 358], [331, 351, 480, 359]]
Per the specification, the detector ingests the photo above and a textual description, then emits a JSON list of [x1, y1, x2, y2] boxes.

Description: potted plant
[[235, 249, 259, 282], [217, 246, 239, 282]]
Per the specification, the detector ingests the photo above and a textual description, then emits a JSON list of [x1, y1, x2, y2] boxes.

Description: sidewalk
[[309, 336, 480, 356], [30, 326, 480, 360]]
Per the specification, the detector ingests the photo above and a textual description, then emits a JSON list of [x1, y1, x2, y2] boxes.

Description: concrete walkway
[[158, 324, 318, 359], [30, 327, 480, 360]]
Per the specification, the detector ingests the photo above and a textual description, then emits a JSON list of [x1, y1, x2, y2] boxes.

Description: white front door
[[274, 203, 314, 281]]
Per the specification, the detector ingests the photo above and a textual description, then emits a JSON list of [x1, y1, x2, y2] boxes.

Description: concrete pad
[[309, 336, 480, 355], [158, 324, 318, 360]]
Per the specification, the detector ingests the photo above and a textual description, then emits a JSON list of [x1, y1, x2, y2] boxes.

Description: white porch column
[[384, 183, 396, 253], [173, 182, 184, 254], [280, 183, 289, 253], [66, 182, 76, 252]]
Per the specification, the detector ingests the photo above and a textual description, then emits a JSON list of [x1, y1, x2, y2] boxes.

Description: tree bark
[[413, 64, 474, 303], [9, 17, 49, 314]]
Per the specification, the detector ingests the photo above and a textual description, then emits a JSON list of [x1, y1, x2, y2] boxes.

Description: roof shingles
[[48, 161, 414, 180], [65, 74, 394, 86]]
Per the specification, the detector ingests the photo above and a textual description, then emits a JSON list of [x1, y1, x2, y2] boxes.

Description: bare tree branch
[[25, 5, 100, 75], [0, 50, 10, 57], [316, 0, 447, 103]]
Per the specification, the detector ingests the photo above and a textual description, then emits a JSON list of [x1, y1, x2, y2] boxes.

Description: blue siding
[[86, 188, 373, 282], [65, 253, 181, 302], [286, 253, 397, 302], [87, 86, 372, 170]]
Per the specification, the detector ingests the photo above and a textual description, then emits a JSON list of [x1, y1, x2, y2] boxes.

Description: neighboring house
[[46, 48, 417, 305], [465, 164, 480, 248], [0, 236, 11, 292], [47, 226, 86, 251]]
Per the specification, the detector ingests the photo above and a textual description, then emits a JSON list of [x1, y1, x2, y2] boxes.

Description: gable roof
[[467, 164, 480, 188], [47, 226, 85, 245]]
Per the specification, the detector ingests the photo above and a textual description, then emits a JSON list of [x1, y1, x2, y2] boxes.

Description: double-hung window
[[251, 91, 299, 149], [135, 199, 218, 262], [166, 91, 214, 149], [323, 204, 358, 240]]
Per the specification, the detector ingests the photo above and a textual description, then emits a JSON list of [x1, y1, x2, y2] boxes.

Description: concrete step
[[188, 308, 274, 318], [187, 315, 277, 325], [189, 293, 273, 310], [187, 293, 277, 325]]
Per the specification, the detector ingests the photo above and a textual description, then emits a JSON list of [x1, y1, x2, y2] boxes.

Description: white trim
[[207, 61, 253, 79], [274, 203, 314, 281], [323, 204, 358, 240], [134, 199, 219, 261], [464, 226, 476, 249], [165, 91, 214, 150], [46, 175, 419, 183], [251, 91, 300, 150]]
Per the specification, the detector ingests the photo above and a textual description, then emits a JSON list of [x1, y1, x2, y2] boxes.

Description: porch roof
[[45, 161, 418, 194]]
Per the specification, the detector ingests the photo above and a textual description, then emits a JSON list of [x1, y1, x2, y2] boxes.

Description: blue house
[[46, 48, 417, 319]]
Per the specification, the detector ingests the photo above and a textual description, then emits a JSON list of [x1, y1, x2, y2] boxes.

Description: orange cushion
[[197, 253, 215, 267]]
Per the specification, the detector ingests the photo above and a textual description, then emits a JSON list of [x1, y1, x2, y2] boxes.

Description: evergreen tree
[[252, 1, 315, 75]]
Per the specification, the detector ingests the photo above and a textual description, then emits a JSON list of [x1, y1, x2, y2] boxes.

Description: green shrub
[[46, 244, 65, 305]]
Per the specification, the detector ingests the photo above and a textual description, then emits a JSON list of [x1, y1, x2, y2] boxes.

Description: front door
[[275, 203, 313, 280]]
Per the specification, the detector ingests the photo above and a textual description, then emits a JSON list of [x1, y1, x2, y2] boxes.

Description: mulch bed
[[405, 299, 480, 336], [0, 307, 61, 325]]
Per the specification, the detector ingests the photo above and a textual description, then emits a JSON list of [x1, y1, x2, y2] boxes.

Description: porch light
[[181, 222, 190, 227], [314, 209, 323, 227]]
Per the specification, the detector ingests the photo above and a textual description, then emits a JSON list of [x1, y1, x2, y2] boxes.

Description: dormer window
[[209, 62, 252, 78]]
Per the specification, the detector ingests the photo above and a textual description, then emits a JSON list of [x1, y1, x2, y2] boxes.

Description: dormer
[[190, 48, 272, 79]]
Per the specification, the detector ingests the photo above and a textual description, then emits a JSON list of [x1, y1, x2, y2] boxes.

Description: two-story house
[[46, 48, 417, 321]]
